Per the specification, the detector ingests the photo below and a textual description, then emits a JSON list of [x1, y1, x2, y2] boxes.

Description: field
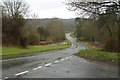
[[2, 41, 71, 59]]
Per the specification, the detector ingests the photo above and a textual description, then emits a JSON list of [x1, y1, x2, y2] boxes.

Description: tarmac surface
[[1, 33, 118, 79]]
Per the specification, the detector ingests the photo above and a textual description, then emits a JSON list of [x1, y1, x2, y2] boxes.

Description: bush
[[104, 39, 118, 53], [29, 35, 39, 45], [20, 37, 28, 48]]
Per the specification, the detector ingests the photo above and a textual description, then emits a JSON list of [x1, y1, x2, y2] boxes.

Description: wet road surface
[[1, 33, 118, 79]]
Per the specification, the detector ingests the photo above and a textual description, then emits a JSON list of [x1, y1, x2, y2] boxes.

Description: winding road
[[1, 33, 118, 79]]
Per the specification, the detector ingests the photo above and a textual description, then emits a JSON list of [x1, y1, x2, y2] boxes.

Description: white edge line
[[65, 57, 69, 60], [54, 61, 60, 63], [15, 71, 29, 76], [60, 59, 65, 61], [33, 66, 42, 70], [44, 63, 52, 67], [4, 77, 8, 79]]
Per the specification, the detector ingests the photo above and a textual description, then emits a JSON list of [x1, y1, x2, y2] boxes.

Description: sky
[[0, 0, 114, 19], [25, 0, 78, 19]]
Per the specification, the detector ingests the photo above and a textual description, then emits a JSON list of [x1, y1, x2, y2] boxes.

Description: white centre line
[[54, 60, 60, 63], [33, 66, 42, 70], [65, 57, 69, 60], [4, 77, 8, 80], [44, 63, 52, 67], [15, 71, 29, 76], [60, 59, 65, 61]]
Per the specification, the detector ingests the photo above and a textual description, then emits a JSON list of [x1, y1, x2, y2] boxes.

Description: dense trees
[[2, 0, 66, 47], [46, 18, 65, 41], [26, 18, 65, 45], [75, 18, 98, 41], [37, 26, 48, 41], [2, 0, 29, 48], [67, 0, 119, 52], [0, 7, 1, 46]]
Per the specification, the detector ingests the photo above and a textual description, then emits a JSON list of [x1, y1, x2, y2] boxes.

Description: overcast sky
[[0, 0, 113, 19], [25, 0, 108, 19], [25, 0, 78, 19]]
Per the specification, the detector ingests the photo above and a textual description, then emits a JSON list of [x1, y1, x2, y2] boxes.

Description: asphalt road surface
[[1, 33, 118, 79]]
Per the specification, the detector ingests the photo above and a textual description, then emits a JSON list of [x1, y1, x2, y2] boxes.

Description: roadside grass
[[76, 49, 118, 62], [2, 40, 71, 59], [70, 32, 118, 63], [0, 46, 1, 59], [76, 41, 118, 63]]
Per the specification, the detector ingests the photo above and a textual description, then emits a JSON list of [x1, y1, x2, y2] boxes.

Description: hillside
[[25, 18, 76, 32]]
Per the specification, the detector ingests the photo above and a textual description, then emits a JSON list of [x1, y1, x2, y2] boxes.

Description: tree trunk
[[105, 25, 112, 37]]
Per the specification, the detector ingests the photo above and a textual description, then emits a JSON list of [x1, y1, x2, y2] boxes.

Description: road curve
[[1, 33, 118, 79]]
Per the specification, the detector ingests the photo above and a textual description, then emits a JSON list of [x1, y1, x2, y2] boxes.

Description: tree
[[46, 18, 65, 41], [66, 0, 120, 35], [66, 0, 120, 16], [66, 0, 120, 52], [74, 17, 83, 39], [0, 6, 2, 46], [2, 0, 29, 48], [75, 17, 98, 42], [37, 26, 48, 41]]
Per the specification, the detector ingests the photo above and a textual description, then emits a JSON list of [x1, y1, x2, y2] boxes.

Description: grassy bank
[[76, 41, 118, 63], [70, 33, 118, 63], [76, 49, 118, 62], [2, 40, 71, 59]]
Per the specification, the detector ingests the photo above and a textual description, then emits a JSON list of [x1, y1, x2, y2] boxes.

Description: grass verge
[[2, 40, 71, 59], [76, 41, 118, 63], [70, 33, 118, 63], [76, 49, 118, 62]]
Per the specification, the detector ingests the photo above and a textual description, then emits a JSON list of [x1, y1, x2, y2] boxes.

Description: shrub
[[104, 39, 118, 53]]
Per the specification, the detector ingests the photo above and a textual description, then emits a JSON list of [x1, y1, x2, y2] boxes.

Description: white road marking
[[4, 77, 8, 79], [15, 71, 29, 76], [0, 59, 14, 62], [44, 63, 52, 67], [65, 57, 69, 60], [54, 60, 60, 63], [60, 59, 65, 61], [33, 66, 42, 70], [2, 55, 36, 62], [69, 56, 72, 58]]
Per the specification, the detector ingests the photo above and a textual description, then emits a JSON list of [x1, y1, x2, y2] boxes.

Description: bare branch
[[66, 0, 120, 16]]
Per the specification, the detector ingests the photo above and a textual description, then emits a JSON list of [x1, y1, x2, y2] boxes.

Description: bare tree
[[0, 6, 2, 46], [66, 0, 119, 52], [66, 0, 120, 16], [46, 18, 65, 41], [2, 0, 30, 48], [2, 0, 29, 18]]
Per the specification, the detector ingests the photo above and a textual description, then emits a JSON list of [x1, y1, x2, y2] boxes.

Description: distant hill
[[25, 18, 76, 32]]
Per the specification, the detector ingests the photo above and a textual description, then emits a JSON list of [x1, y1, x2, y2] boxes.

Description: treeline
[[2, 0, 65, 48], [67, 0, 120, 53], [25, 18, 76, 33], [27, 18, 65, 45], [74, 10, 119, 52]]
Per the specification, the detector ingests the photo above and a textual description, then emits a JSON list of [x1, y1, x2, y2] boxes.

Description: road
[[1, 33, 118, 79]]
